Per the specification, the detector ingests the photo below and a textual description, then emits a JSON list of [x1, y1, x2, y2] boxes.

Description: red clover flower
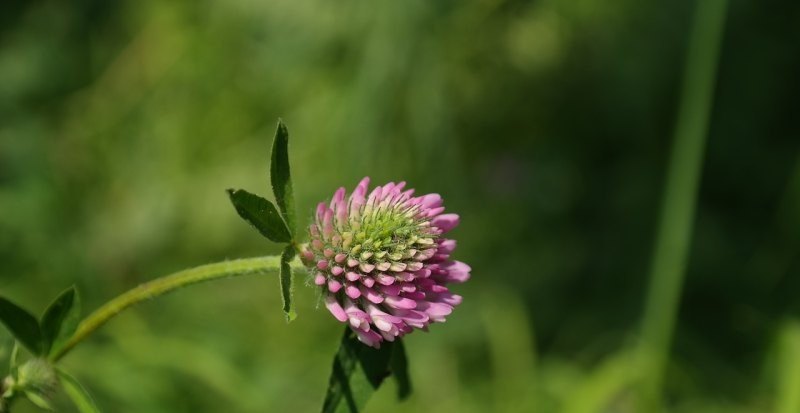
[[302, 177, 471, 348]]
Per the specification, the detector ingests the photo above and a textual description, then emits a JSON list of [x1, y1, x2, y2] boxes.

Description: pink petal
[[391, 309, 429, 329], [376, 273, 396, 285], [419, 193, 442, 209], [353, 328, 382, 348], [440, 260, 471, 283], [345, 284, 361, 299], [389, 262, 407, 272], [432, 214, 460, 233], [333, 188, 348, 225], [359, 285, 384, 303], [328, 279, 342, 293], [403, 291, 426, 301], [384, 295, 417, 310], [406, 261, 424, 271], [344, 300, 370, 331], [397, 272, 415, 282], [434, 292, 463, 306], [365, 304, 403, 323], [379, 330, 397, 342], [374, 317, 395, 332], [353, 177, 371, 198], [380, 284, 401, 296], [366, 186, 383, 208], [325, 295, 348, 322], [316, 202, 327, 221], [382, 182, 396, 199], [397, 189, 415, 205], [424, 206, 446, 217], [414, 249, 435, 260], [330, 187, 345, 207], [417, 301, 453, 322], [349, 177, 370, 216], [322, 208, 334, 239]]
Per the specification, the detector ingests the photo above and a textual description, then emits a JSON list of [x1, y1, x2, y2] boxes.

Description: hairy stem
[[51, 256, 288, 362]]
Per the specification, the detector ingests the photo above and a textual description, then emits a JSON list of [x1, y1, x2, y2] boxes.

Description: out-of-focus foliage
[[1, 0, 798, 412]]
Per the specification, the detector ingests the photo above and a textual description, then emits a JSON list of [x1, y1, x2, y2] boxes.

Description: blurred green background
[[1, 0, 799, 412]]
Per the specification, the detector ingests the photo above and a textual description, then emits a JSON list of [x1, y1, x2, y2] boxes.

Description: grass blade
[[638, 0, 729, 408]]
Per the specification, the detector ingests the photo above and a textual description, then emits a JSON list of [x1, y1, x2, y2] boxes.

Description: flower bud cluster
[[302, 177, 470, 347]]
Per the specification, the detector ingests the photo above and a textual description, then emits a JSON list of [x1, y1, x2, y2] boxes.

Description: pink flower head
[[302, 177, 470, 348]]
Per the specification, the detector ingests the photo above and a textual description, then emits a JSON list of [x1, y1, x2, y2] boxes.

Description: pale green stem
[[51, 256, 291, 362], [638, 0, 728, 409], [776, 322, 800, 413]]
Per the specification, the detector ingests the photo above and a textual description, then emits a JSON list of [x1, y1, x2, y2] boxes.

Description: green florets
[[349, 209, 431, 256], [305, 200, 438, 275]]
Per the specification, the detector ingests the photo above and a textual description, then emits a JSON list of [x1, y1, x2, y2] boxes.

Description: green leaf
[[279, 245, 297, 322], [40, 287, 81, 357], [0, 297, 42, 355], [321, 328, 397, 413], [270, 119, 296, 236], [227, 189, 292, 243], [390, 339, 412, 400], [24, 391, 53, 411], [57, 369, 101, 413]]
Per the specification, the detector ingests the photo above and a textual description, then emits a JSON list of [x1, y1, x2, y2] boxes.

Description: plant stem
[[776, 322, 800, 413], [51, 256, 287, 362], [638, 0, 728, 408]]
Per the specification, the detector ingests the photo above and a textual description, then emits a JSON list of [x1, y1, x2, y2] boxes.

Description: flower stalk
[[51, 256, 291, 362]]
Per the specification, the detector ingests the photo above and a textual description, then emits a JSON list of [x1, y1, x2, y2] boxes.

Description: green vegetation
[[1, 0, 798, 412]]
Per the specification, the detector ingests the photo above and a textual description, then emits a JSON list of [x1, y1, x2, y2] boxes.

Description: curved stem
[[51, 256, 285, 362]]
